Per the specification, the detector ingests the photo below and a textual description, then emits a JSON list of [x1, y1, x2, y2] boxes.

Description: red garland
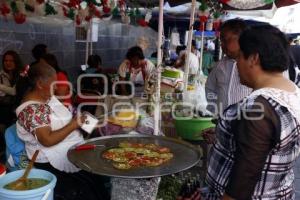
[[213, 20, 221, 36], [62, 7, 68, 17], [137, 19, 148, 27], [63, 0, 80, 8], [76, 15, 81, 25], [103, 6, 111, 14], [199, 15, 208, 23], [14, 12, 26, 24], [36, 0, 45, 4], [88, 3, 102, 18], [213, 20, 221, 31], [102, 0, 111, 14], [94, 9, 102, 18], [85, 15, 92, 21], [219, 0, 230, 4], [118, 0, 125, 7], [0, 3, 10, 17]]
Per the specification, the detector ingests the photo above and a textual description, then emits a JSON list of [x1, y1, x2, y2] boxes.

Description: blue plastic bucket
[[0, 169, 57, 200]]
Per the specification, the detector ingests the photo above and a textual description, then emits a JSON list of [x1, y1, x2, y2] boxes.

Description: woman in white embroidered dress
[[16, 61, 110, 200]]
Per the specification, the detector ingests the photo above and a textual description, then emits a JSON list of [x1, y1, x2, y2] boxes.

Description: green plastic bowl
[[174, 117, 215, 141], [161, 69, 181, 78]]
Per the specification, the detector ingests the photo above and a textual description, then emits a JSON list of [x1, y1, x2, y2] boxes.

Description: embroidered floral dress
[[16, 96, 84, 172]]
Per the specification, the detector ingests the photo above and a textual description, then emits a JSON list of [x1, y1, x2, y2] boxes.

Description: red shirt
[[56, 72, 72, 106]]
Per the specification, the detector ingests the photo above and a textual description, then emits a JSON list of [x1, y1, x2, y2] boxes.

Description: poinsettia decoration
[[0, 3, 10, 18], [10, 1, 26, 24], [1, 0, 152, 27], [198, 0, 210, 31]]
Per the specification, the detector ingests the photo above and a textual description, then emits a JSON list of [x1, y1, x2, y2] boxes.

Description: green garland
[[67, 8, 75, 20], [264, 0, 274, 4], [45, 2, 57, 16], [199, 0, 208, 11], [10, 1, 18, 14]]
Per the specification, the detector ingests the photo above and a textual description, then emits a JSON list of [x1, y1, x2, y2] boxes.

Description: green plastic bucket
[[174, 117, 215, 140]]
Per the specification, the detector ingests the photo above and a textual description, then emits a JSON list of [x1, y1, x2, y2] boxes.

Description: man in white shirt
[[118, 46, 154, 96], [205, 19, 252, 116], [174, 40, 199, 75]]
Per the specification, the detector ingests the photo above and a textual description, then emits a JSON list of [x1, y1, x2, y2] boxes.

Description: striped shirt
[[205, 58, 252, 115]]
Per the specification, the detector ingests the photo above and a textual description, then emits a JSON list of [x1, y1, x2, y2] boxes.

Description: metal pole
[[85, 21, 91, 65], [154, 0, 164, 136], [183, 0, 197, 92], [199, 29, 205, 74]]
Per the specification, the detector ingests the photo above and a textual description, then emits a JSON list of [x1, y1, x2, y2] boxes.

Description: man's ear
[[36, 79, 43, 89], [249, 53, 260, 67]]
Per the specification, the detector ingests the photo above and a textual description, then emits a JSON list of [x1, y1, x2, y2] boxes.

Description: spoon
[[9, 150, 39, 190]]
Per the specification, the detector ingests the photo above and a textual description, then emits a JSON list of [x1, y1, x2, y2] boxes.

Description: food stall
[[1, 0, 300, 199]]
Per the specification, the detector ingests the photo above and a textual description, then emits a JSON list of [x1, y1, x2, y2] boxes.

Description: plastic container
[[162, 69, 182, 78], [0, 169, 57, 200], [175, 117, 215, 140]]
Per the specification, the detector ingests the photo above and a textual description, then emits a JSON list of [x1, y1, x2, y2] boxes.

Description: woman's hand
[[201, 127, 216, 144], [70, 113, 86, 129]]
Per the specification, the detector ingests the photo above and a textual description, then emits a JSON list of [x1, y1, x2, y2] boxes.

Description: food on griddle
[[102, 142, 173, 170]]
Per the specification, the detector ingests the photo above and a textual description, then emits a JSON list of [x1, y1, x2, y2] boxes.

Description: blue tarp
[[194, 31, 216, 37]]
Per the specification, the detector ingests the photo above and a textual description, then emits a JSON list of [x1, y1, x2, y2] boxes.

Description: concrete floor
[[294, 158, 300, 199]]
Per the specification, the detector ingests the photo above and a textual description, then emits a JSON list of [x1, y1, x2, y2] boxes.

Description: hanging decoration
[[25, 4, 35, 12], [198, 0, 210, 31], [0, 3, 10, 18], [224, 0, 275, 9], [36, 0, 45, 4], [10, 1, 26, 24], [102, 0, 111, 14], [0, 0, 153, 27], [75, 14, 81, 25], [207, 1, 226, 36], [137, 8, 152, 27], [44, 2, 57, 16]]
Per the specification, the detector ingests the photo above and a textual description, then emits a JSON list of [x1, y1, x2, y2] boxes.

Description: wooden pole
[[199, 29, 205, 75], [183, 0, 197, 92]]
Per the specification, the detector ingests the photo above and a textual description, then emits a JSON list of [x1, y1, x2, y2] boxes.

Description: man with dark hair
[[86, 54, 102, 73], [205, 19, 252, 116], [174, 40, 199, 76], [31, 44, 47, 66], [118, 46, 154, 95]]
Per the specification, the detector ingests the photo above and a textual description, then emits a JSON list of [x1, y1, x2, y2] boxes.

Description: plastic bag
[[182, 82, 208, 113]]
